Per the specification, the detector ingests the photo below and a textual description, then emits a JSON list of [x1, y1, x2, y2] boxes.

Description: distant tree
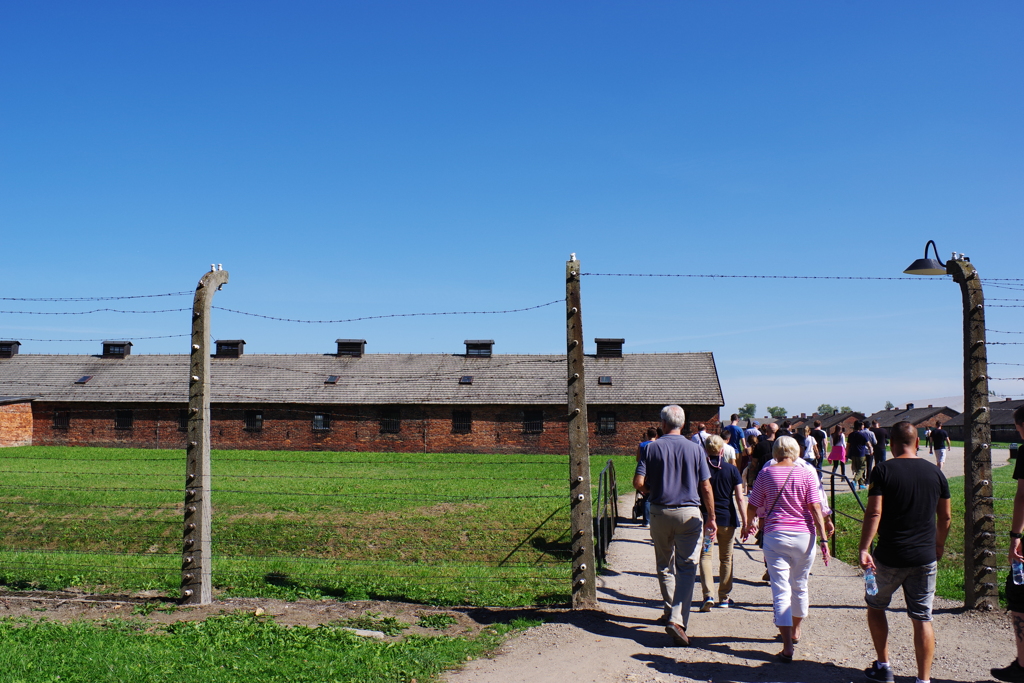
[[767, 406, 787, 418], [840, 406, 852, 413], [817, 403, 836, 415], [884, 400, 895, 410], [738, 403, 756, 420]]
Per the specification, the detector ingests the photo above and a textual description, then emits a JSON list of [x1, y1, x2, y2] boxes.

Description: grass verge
[[0, 612, 541, 683]]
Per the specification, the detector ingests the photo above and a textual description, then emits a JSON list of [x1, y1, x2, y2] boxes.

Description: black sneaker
[[992, 660, 1024, 682], [864, 661, 894, 683]]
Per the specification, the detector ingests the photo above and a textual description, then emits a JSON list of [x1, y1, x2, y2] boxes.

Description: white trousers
[[763, 529, 817, 627]]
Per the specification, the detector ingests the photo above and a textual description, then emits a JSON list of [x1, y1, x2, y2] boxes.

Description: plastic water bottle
[[864, 567, 878, 596], [1013, 561, 1024, 586], [702, 533, 712, 553]]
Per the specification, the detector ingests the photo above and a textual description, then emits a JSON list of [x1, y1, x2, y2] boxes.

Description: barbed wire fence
[[0, 271, 1021, 606]]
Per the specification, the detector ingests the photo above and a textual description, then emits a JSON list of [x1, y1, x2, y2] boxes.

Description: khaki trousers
[[699, 525, 737, 601]]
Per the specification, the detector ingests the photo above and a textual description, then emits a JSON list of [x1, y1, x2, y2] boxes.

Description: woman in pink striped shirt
[[743, 435, 831, 663]]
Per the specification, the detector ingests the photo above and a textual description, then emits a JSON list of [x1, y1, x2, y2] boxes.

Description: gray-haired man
[[634, 405, 717, 646]]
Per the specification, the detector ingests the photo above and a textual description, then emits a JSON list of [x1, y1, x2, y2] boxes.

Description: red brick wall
[[31, 402, 721, 455], [0, 402, 33, 447]]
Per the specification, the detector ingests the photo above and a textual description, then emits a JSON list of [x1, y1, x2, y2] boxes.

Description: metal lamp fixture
[[903, 239, 948, 275]]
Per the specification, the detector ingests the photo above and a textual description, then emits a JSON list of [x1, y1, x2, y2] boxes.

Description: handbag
[[632, 492, 646, 520]]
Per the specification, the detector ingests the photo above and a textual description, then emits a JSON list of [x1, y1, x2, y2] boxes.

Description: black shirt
[[930, 428, 950, 450], [870, 427, 889, 454], [752, 437, 775, 469], [848, 429, 869, 456], [811, 428, 827, 455], [868, 458, 950, 567], [702, 457, 742, 528]]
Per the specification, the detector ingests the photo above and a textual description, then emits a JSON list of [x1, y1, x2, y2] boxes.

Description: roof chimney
[[906, 403, 914, 410], [0, 341, 20, 358], [102, 341, 132, 358], [465, 340, 494, 358], [595, 338, 625, 358], [336, 339, 366, 357], [215, 340, 245, 358]]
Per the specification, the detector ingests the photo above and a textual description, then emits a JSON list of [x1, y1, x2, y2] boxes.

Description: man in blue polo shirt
[[723, 414, 745, 453], [634, 405, 717, 647]]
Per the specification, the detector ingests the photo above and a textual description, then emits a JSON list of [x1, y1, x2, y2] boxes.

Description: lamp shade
[[904, 257, 948, 275]]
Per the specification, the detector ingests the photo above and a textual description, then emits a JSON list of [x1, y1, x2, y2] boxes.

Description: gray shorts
[[865, 560, 937, 621], [935, 448, 948, 463]]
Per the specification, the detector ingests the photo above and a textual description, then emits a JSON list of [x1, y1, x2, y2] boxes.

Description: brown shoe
[[665, 622, 689, 646]]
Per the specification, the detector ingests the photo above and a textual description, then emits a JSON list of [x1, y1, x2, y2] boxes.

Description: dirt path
[[444, 458, 1016, 683]]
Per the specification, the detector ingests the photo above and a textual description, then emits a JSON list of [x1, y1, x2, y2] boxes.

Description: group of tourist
[[632, 405, 1021, 683]]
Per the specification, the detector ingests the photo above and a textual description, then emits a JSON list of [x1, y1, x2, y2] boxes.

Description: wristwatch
[[1011, 532, 1023, 539]]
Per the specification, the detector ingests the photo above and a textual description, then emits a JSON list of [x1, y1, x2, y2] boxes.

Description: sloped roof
[[945, 399, 1023, 428], [0, 352, 724, 407], [866, 405, 959, 428]]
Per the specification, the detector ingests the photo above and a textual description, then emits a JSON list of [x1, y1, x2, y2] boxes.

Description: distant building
[[866, 403, 960, 439], [943, 398, 1021, 444], [0, 338, 725, 454]]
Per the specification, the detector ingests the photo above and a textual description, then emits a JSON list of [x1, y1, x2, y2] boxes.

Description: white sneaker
[[718, 598, 733, 608], [700, 598, 714, 612]]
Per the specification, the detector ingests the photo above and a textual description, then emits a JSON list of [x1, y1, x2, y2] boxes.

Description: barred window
[[114, 410, 134, 430], [523, 409, 544, 434], [379, 408, 401, 434], [53, 410, 70, 429], [452, 410, 472, 434], [244, 410, 263, 432], [597, 411, 617, 434], [178, 409, 189, 432], [313, 413, 331, 432]]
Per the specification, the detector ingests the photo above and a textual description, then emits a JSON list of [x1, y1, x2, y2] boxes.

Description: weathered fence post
[[181, 265, 228, 605], [566, 254, 598, 609], [948, 257, 997, 610]]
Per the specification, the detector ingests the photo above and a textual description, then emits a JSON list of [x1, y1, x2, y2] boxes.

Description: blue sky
[[1, 2, 1021, 418]]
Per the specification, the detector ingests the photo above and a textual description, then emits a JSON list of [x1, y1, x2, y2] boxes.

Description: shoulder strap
[[765, 466, 797, 518]]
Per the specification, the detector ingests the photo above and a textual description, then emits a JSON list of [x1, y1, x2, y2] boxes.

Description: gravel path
[[445, 449, 1015, 683]]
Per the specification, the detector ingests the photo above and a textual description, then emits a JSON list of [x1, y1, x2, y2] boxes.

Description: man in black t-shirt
[[858, 421, 951, 683], [811, 420, 828, 469], [870, 420, 889, 465], [929, 422, 951, 472], [991, 405, 1024, 682]]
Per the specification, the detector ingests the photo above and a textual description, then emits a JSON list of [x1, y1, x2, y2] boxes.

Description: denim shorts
[[865, 560, 937, 621]]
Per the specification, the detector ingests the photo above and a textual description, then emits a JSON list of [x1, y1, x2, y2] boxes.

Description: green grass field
[[0, 446, 637, 607], [829, 461, 1016, 604], [0, 612, 541, 683]]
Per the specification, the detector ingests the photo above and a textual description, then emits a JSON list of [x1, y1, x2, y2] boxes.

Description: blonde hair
[[705, 434, 724, 456], [773, 435, 800, 462]]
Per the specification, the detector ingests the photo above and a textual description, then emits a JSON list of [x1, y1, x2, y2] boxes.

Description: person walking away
[[828, 424, 847, 479], [745, 420, 761, 440], [718, 427, 738, 463], [634, 405, 717, 646], [723, 414, 745, 455], [858, 421, 951, 683], [698, 435, 747, 611], [928, 422, 951, 472], [742, 436, 831, 663], [990, 405, 1024, 682], [690, 423, 710, 453], [811, 420, 828, 470], [871, 420, 889, 465], [801, 425, 818, 465], [740, 434, 759, 493], [848, 421, 870, 489], [863, 423, 878, 481], [635, 427, 659, 527]]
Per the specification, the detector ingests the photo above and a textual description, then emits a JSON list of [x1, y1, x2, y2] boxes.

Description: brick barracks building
[[0, 338, 724, 455]]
